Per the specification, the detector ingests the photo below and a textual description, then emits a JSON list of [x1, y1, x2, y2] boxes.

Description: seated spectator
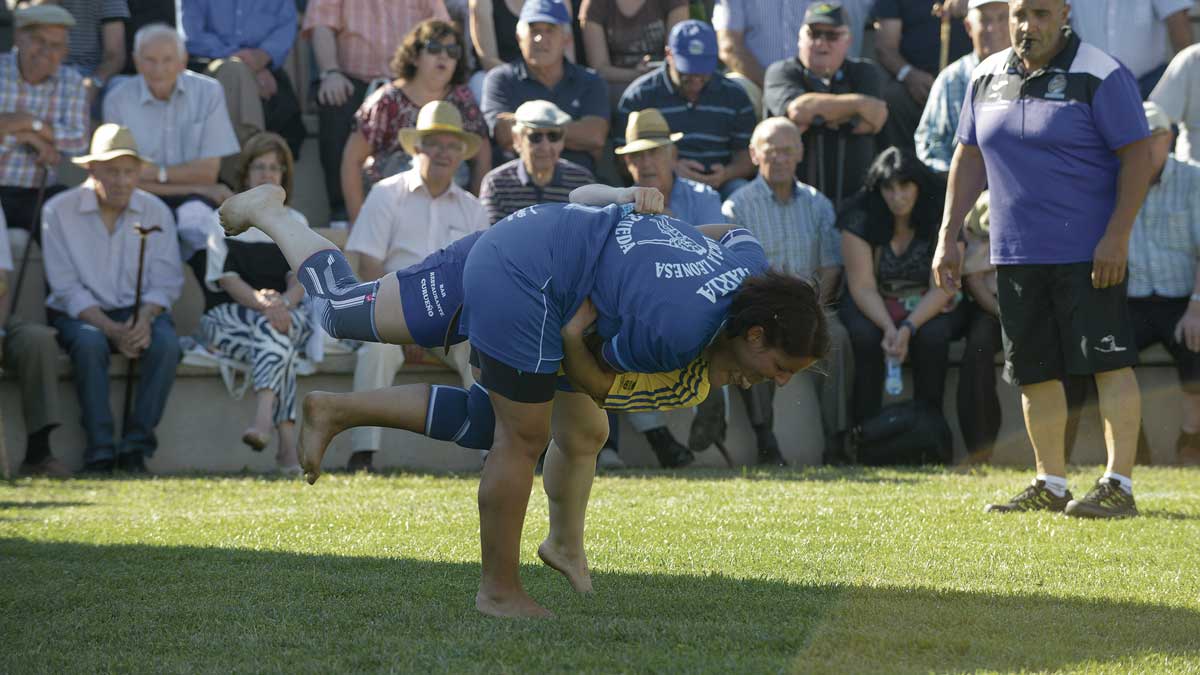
[[481, 0, 609, 173], [617, 20, 755, 199], [42, 124, 184, 473], [873, 0, 972, 154], [1151, 44, 1200, 164], [713, 0, 873, 87], [469, 0, 576, 102], [839, 147, 965, 433], [303, 0, 450, 226], [579, 0, 689, 107], [201, 132, 311, 475], [0, 5, 88, 236], [479, 99, 595, 224], [60, 0, 129, 111], [0, 209, 70, 476], [180, 0, 305, 186], [704, 116, 853, 464], [1070, 0, 1193, 98], [341, 19, 489, 223], [103, 23, 239, 294], [764, 3, 887, 208], [914, 0, 1008, 174], [613, 107, 724, 468], [1127, 103, 1200, 467], [343, 101, 487, 473]]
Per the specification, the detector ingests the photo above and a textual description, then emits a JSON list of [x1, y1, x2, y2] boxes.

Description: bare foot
[[299, 391, 343, 485], [217, 184, 286, 236], [475, 588, 554, 619], [538, 540, 593, 593], [241, 427, 269, 451]]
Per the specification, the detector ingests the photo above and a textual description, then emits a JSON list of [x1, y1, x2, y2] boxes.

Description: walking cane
[[8, 165, 48, 319], [810, 116, 828, 196], [937, 2, 952, 72], [118, 223, 162, 472]]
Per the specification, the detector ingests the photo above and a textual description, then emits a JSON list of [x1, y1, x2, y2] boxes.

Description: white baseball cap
[[968, 0, 1006, 9]]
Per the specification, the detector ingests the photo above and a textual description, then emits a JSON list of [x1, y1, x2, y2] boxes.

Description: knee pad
[[298, 249, 380, 342], [424, 383, 495, 451]]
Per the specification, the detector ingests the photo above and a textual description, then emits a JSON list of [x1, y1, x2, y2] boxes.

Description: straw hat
[[614, 109, 684, 155], [398, 101, 482, 159], [71, 124, 147, 166]]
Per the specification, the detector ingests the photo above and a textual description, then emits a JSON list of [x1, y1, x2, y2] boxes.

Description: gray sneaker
[[1065, 478, 1139, 519], [596, 447, 626, 470]]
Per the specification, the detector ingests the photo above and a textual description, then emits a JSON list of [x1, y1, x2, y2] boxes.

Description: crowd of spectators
[[3, 0, 1200, 477]]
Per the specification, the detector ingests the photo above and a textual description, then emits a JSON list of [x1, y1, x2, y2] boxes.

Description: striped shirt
[[616, 67, 755, 170], [711, 0, 872, 66], [721, 175, 838, 277], [301, 0, 450, 81], [0, 51, 89, 188], [61, 0, 130, 77], [1128, 156, 1200, 299], [478, 158, 595, 225], [602, 357, 710, 412], [914, 52, 978, 174]]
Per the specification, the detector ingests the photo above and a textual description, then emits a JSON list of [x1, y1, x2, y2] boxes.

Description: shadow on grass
[[603, 465, 926, 485], [0, 501, 93, 510], [0, 539, 1196, 673]]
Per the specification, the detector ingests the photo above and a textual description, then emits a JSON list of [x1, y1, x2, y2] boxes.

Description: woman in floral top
[[340, 19, 491, 222]]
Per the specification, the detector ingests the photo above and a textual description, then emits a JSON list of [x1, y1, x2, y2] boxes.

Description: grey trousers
[[3, 319, 62, 436]]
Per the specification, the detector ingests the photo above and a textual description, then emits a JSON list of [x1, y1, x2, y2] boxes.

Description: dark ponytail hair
[[725, 271, 830, 361]]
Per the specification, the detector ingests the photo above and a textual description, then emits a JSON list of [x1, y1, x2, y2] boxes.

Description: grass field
[[2, 465, 1198, 674]]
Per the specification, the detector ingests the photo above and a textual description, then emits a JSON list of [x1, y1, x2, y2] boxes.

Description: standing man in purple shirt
[[933, 0, 1154, 518]]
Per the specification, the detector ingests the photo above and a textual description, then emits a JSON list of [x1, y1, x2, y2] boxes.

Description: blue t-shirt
[[670, 176, 726, 226], [957, 33, 1150, 265]]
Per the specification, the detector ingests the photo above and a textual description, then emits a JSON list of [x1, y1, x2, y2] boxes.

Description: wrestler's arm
[[696, 223, 737, 240], [561, 300, 616, 401], [568, 185, 666, 213]]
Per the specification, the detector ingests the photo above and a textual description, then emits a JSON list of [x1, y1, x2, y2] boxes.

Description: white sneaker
[[597, 447, 626, 470]]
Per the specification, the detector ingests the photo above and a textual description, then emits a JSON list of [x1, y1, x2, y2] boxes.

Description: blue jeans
[[52, 309, 181, 463]]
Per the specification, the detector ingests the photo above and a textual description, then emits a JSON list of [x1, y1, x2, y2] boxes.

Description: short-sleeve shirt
[[479, 158, 595, 224], [301, 0, 450, 81], [668, 176, 725, 225], [711, 0, 873, 65], [762, 56, 885, 203], [1151, 44, 1200, 163], [1070, 0, 1193, 79], [353, 83, 486, 183], [1127, 156, 1200, 298], [873, 0, 971, 76], [103, 71, 241, 166], [617, 67, 755, 170], [957, 33, 1151, 265], [721, 174, 839, 276], [481, 58, 610, 170], [60, 0, 130, 76], [580, 0, 687, 68]]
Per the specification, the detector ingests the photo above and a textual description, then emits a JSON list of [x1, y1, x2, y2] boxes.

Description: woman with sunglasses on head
[[340, 19, 492, 223]]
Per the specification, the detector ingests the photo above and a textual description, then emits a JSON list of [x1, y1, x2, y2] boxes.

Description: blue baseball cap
[[668, 20, 718, 75], [519, 0, 570, 25]]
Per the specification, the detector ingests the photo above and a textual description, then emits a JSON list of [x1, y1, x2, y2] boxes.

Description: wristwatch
[[30, 118, 43, 133], [157, 165, 168, 184], [896, 64, 913, 83], [320, 68, 342, 80]]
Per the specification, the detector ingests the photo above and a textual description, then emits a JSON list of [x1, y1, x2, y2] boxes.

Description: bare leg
[[1020, 380, 1068, 478], [1095, 368, 1140, 478], [242, 389, 276, 450], [276, 420, 298, 468], [476, 393, 554, 619], [299, 384, 432, 484], [539, 390, 607, 593], [1182, 392, 1200, 433]]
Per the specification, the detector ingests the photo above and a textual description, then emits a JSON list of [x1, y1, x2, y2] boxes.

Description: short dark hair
[[858, 146, 945, 240], [390, 19, 468, 85], [725, 271, 830, 361]]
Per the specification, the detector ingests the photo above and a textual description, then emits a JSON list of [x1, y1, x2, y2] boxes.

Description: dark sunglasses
[[422, 40, 463, 60], [526, 130, 564, 144]]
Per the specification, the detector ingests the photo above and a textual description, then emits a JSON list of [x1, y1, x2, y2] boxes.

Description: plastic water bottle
[[885, 357, 903, 396]]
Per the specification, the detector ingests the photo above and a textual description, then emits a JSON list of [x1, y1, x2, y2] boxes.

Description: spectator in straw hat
[[0, 3, 88, 238], [342, 100, 488, 473], [479, 99, 595, 225], [41, 123, 184, 473]]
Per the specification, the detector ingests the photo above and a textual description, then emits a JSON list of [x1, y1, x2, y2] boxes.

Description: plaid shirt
[[0, 51, 89, 188], [720, 175, 839, 277], [914, 52, 978, 174], [1128, 156, 1200, 298], [301, 0, 449, 82]]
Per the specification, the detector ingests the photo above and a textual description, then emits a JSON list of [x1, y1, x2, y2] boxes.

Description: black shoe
[[645, 427, 694, 468], [346, 451, 376, 473], [984, 480, 1072, 513], [755, 427, 785, 466], [116, 452, 147, 474], [688, 397, 727, 452], [1065, 478, 1139, 519], [82, 458, 115, 473]]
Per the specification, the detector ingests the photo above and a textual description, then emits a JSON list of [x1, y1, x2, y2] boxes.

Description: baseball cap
[[967, 0, 1007, 9], [514, 100, 572, 129], [518, 0, 570, 26], [1144, 101, 1173, 135], [14, 4, 76, 29], [804, 2, 845, 27], [668, 20, 718, 75]]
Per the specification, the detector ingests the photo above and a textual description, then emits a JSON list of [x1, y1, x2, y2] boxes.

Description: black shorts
[[996, 263, 1137, 386], [472, 347, 558, 404], [1129, 296, 1200, 393]]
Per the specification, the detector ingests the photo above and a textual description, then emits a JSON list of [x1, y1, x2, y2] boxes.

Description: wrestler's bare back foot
[[538, 540, 593, 593], [218, 183, 287, 236], [298, 391, 344, 485], [475, 588, 554, 619]]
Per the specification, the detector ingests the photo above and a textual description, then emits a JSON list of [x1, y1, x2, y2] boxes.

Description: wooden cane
[[8, 165, 48, 319], [118, 223, 163, 471], [938, 2, 952, 72]]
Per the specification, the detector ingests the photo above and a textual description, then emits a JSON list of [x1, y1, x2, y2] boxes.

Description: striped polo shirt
[[478, 158, 595, 225], [957, 31, 1150, 265], [615, 67, 756, 171]]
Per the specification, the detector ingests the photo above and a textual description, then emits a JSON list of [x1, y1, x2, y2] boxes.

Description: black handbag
[[851, 401, 953, 465]]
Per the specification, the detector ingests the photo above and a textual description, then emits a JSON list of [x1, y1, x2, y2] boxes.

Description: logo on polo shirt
[[1046, 74, 1067, 100]]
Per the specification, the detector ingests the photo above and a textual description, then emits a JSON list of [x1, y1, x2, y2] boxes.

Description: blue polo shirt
[[616, 67, 756, 171], [957, 32, 1150, 265], [480, 58, 610, 170], [669, 176, 726, 225]]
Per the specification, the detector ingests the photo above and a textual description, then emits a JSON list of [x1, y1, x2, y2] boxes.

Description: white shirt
[[1152, 44, 1200, 163], [1070, 0, 1192, 79]]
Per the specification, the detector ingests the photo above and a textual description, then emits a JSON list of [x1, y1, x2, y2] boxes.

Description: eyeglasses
[[806, 27, 847, 43], [422, 40, 463, 60], [248, 161, 283, 174], [526, 130, 564, 144]]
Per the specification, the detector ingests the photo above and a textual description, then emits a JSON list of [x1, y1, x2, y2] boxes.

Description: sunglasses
[[526, 130, 564, 144], [806, 27, 847, 43], [422, 40, 463, 60]]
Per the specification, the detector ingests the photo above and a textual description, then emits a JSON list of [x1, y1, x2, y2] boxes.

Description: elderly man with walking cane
[[42, 124, 184, 473]]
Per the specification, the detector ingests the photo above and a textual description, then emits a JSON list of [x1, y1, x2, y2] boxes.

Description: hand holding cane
[[118, 223, 162, 471]]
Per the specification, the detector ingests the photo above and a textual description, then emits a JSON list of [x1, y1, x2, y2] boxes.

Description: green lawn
[[2, 466, 1198, 674]]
